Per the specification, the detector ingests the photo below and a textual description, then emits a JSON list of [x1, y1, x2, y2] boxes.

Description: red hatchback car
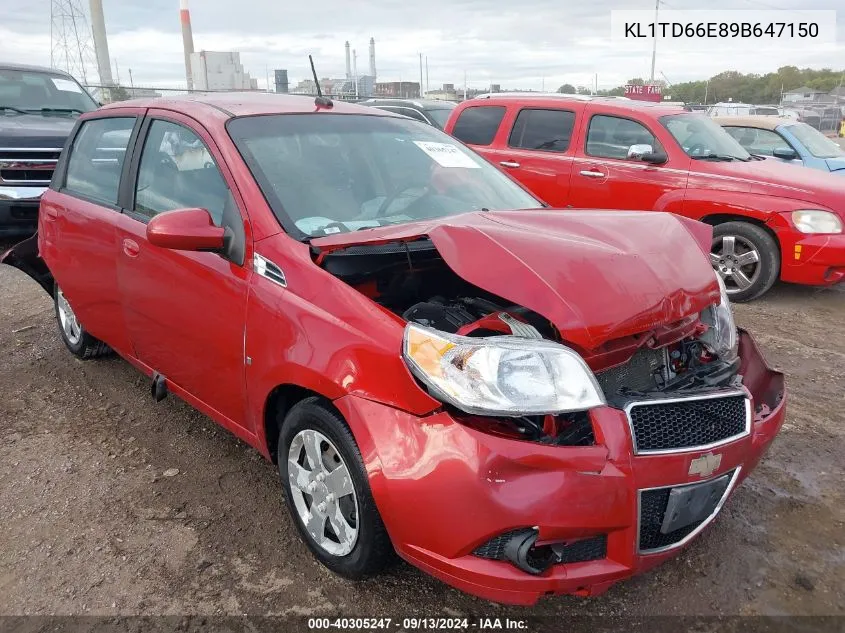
[[445, 95, 845, 301], [2, 94, 786, 605]]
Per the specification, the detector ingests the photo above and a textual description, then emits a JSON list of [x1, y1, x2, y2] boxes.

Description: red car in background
[[445, 95, 845, 301], [2, 94, 785, 605]]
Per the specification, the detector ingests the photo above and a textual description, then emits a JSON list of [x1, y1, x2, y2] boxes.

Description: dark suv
[[361, 99, 455, 129], [0, 63, 99, 236]]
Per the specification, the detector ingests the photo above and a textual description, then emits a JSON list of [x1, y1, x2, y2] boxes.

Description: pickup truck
[[0, 62, 99, 237], [445, 95, 845, 301]]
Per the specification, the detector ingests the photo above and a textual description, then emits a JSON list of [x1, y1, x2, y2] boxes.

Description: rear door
[[115, 110, 252, 429], [41, 112, 142, 354], [492, 106, 579, 207], [569, 108, 687, 212]]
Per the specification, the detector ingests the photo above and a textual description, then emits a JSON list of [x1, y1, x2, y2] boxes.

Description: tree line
[[558, 66, 844, 104]]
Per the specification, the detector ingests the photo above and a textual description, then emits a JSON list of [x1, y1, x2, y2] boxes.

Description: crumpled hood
[[312, 210, 720, 351], [0, 113, 76, 148]]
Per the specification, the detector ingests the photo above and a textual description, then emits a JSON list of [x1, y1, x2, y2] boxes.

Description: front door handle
[[122, 238, 140, 258], [499, 161, 521, 168], [43, 206, 59, 221], [579, 169, 605, 178]]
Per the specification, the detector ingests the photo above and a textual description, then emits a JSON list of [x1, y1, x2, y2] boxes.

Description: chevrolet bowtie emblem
[[688, 453, 722, 478]]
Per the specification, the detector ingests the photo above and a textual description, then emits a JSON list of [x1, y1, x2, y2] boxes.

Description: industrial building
[[190, 51, 258, 91], [374, 82, 421, 98], [274, 69, 289, 94]]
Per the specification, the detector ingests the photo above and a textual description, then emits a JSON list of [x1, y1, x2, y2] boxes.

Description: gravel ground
[[0, 250, 843, 624]]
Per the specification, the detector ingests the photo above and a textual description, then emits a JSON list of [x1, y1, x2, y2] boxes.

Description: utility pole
[[649, 0, 659, 82], [128, 67, 134, 94], [419, 53, 424, 98], [425, 56, 429, 95], [464, 71, 467, 101]]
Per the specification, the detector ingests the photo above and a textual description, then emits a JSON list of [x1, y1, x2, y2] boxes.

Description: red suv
[[2, 94, 785, 605], [446, 95, 845, 301]]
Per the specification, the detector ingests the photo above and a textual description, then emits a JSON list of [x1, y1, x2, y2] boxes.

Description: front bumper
[[334, 329, 785, 605], [0, 186, 44, 237], [777, 228, 845, 287]]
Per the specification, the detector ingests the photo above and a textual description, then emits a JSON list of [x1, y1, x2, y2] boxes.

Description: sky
[[1, 0, 842, 93]]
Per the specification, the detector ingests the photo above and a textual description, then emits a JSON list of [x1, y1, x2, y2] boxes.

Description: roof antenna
[[310, 55, 333, 108]]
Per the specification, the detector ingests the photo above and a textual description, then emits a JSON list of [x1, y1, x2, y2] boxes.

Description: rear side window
[[64, 117, 135, 206], [586, 115, 661, 160], [508, 108, 575, 152], [451, 106, 505, 146]]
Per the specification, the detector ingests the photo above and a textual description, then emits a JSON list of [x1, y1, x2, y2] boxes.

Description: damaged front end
[[0, 233, 53, 295]]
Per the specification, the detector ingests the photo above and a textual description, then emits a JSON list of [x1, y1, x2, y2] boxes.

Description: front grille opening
[[473, 528, 607, 574], [9, 204, 39, 220], [630, 395, 747, 452], [0, 169, 54, 183]]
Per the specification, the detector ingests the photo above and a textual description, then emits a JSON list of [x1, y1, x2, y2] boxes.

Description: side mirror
[[147, 208, 225, 252], [772, 147, 798, 160], [627, 144, 653, 160]]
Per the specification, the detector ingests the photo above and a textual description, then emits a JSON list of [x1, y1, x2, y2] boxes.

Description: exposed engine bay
[[317, 239, 742, 440]]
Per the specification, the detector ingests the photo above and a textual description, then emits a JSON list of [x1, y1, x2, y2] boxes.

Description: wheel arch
[[699, 214, 782, 258]]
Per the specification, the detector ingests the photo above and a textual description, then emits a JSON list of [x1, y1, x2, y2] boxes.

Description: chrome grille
[[0, 148, 62, 185], [626, 392, 750, 454]]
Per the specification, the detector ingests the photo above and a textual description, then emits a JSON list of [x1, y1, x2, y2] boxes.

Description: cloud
[[1, 0, 842, 91]]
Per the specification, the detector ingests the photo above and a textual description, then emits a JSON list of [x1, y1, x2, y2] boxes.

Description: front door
[[116, 112, 251, 429], [569, 112, 687, 212]]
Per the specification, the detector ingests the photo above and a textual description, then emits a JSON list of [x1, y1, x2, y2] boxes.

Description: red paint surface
[[445, 97, 845, 287], [35, 95, 787, 603]]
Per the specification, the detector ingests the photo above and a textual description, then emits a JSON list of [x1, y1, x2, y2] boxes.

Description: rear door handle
[[43, 206, 59, 220], [499, 161, 521, 168], [579, 169, 605, 178], [122, 239, 140, 258]]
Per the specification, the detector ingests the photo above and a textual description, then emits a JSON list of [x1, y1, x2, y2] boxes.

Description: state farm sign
[[624, 84, 662, 102]]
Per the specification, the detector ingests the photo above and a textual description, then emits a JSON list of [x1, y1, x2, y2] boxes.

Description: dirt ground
[[0, 246, 843, 624]]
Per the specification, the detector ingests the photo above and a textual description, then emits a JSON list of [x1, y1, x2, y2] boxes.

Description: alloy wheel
[[710, 235, 761, 295], [57, 288, 82, 345], [287, 429, 358, 556]]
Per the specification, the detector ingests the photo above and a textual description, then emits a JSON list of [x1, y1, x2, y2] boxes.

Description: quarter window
[[134, 120, 231, 224], [586, 115, 662, 160], [508, 108, 575, 152], [64, 117, 135, 206], [451, 106, 506, 146]]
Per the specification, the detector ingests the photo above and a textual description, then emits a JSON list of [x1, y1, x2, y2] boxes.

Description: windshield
[[0, 68, 98, 114], [662, 114, 751, 160], [425, 108, 454, 129], [227, 114, 540, 238], [788, 122, 845, 159]]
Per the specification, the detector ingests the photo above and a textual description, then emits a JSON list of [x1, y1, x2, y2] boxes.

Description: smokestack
[[180, 0, 195, 91], [369, 37, 376, 79], [344, 41, 352, 80], [89, 0, 114, 88], [352, 49, 358, 97]]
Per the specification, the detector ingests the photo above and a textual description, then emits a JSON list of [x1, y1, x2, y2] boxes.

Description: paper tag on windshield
[[51, 78, 83, 93], [413, 141, 480, 168]]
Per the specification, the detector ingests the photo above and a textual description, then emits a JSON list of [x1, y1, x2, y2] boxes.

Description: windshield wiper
[[36, 107, 85, 115], [691, 153, 748, 162], [0, 105, 28, 114]]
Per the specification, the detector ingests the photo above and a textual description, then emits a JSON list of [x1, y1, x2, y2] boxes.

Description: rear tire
[[54, 284, 111, 359], [278, 398, 395, 579], [711, 222, 780, 302]]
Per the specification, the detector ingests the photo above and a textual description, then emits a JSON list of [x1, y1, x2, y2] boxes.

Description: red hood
[[698, 158, 845, 211], [312, 210, 720, 351]]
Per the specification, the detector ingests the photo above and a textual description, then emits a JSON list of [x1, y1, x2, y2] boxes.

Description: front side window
[[586, 115, 662, 160], [723, 127, 792, 156], [134, 119, 232, 224], [661, 114, 751, 161], [0, 68, 98, 114], [787, 122, 845, 159], [227, 114, 540, 239], [509, 108, 575, 153], [424, 107, 454, 129], [450, 106, 506, 146], [64, 117, 135, 205]]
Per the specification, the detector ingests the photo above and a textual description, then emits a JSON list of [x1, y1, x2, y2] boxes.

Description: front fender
[[0, 232, 54, 296]]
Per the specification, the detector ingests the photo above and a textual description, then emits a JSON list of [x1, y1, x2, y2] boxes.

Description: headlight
[[700, 273, 738, 361], [403, 323, 605, 417], [791, 210, 842, 234]]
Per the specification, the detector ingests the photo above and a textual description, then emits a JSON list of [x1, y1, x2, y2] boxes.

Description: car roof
[[100, 92, 401, 121], [364, 98, 456, 109], [0, 62, 75, 77], [715, 116, 796, 130], [461, 94, 688, 117]]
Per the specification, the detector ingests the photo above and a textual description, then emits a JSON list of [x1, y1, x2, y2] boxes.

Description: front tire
[[54, 285, 111, 359], [278, 398, 394, 579], [711, 222, 780, 302]]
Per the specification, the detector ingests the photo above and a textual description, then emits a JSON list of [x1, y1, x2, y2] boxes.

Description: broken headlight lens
[[402, 323, 605, 417], [700, 273, 738, 361]]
